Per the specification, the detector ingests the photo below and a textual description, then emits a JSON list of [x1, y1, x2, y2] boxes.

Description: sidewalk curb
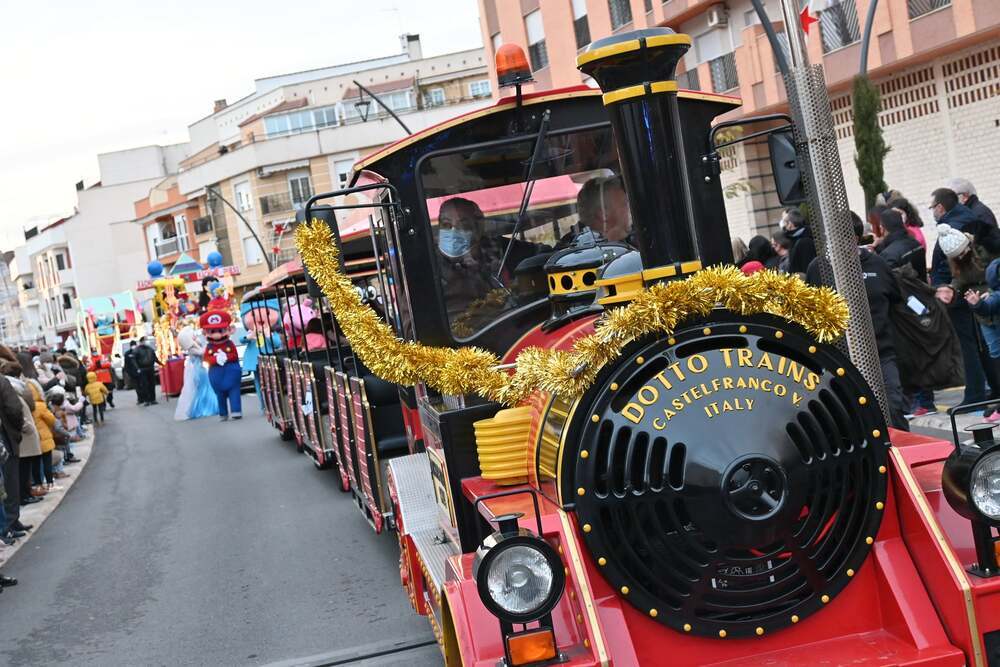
[[0, 427, 98, 568]]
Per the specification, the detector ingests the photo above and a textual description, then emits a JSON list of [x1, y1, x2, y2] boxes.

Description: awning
[[258, 159, 310, 178]]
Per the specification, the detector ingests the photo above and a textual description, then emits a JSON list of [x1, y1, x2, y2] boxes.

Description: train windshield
[[419, 125, 629, 339]]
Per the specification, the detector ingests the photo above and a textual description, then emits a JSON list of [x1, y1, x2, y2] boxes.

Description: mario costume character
[[200, 310, 242, 421]]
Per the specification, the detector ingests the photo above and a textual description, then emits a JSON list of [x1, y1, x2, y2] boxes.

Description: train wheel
[[280, 427, 295, 442]]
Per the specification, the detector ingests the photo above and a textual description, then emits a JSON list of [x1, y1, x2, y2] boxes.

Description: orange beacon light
[[496, 43, 534, 88]]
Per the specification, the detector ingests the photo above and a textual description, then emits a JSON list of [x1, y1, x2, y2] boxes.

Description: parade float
[[136, 250, 240, 396]]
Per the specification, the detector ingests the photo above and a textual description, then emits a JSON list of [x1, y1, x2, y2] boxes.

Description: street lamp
[[354, 91, 372, 122]]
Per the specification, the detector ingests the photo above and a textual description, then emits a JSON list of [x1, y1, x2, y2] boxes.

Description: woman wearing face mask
[[437, 199, 494, 320]]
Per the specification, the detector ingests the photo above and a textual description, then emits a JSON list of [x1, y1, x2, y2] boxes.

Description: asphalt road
[[0, 397, 439, 667]]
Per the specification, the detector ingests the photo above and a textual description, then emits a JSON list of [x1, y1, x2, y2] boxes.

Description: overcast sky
[[0, 0, 483, 250]]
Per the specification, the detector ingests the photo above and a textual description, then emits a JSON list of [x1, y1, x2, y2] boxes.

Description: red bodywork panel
[[444, 315, 975, 666]]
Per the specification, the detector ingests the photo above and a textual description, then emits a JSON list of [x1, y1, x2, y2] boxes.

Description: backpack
[[890, 265, 964, 390]]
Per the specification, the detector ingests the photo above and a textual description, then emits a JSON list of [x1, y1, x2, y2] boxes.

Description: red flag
[[800, 5, 818, 34]]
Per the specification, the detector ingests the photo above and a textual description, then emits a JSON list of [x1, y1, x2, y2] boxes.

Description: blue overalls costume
[[200, 310, 243, 420]]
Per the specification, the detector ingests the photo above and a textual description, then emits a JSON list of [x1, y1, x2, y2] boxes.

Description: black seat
[[362, 375, 409, 457]]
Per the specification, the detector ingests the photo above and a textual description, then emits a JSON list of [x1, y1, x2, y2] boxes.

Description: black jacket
[[786, 225, 816, 275], [0, 373, 24, 453], [806, 249, 901, 360], [876, 229, 926, 282], [133, 344, 157, 370], [891, 265, 964, 390], [967, 194, 998, 228]]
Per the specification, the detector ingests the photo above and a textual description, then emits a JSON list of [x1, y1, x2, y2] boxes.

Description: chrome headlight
[[971, 451, 1000, 521], [473, 526, 565, 623]]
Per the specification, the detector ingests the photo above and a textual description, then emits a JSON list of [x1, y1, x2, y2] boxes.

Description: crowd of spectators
[[0, 344, 118, 593], [734, 178, 997, 433]]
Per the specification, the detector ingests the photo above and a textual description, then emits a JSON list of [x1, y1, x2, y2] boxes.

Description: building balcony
[[57, 268, 74, 287], [153, 236, 191, 260], [259, 192, 305, 216]]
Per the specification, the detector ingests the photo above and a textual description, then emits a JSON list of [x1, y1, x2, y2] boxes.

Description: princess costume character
[[173, 325, 219, 421]]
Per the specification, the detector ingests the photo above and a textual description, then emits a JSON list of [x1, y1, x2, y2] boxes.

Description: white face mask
[[439, 228, 473, 258]]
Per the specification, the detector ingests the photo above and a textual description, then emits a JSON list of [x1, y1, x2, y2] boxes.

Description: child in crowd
[[47, 388, 82, 473], [63, 387, 86, 441], [83, 371, 108, 425]]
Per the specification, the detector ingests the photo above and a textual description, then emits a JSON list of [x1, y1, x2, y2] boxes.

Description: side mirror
[[768, 130, 806, 205]]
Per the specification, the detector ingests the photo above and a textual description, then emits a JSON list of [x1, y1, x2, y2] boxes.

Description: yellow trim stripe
[[557, 509, 610, 666], [355, 87, 739, 173], [889, 447, 984, 667], [602, 80, 678, 105], [555, 397, 583, 507], [577, 33, 693, 67]]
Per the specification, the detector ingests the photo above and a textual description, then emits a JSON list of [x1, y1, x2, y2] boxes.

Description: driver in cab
[[558, 175, 634, 248]]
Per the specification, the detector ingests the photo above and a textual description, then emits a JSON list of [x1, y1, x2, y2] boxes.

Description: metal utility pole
[[205, 185, 274, 272], [778, 0, 890, 424]]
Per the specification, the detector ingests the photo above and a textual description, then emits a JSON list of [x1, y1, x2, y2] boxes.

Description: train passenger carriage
[[253, 25, 1000, 667]]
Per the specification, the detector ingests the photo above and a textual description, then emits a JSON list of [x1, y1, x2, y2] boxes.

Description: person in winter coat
[[740, 235, 782, 270], [0, 359, 45, 504], [930, 188, 1000, 407], [876, 209, 927, 281], [965, 257, 1000, 422], [782, 208, 815, 276], [0, 370, 25, 534], [807, 212, 908, 429], [948, 178, 997, 229], [84, 371, 109, 424], [883, 195, 927, 249], [28, 381, 58, 490]]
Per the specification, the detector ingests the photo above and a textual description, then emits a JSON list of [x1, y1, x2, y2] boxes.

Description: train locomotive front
[[289, 26, 985, 667]]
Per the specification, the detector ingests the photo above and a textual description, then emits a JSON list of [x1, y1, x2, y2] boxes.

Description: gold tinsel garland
[[296, 221, 849, 405]]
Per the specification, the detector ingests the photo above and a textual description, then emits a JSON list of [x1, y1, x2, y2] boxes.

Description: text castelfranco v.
[[621, 349, 820, 430]]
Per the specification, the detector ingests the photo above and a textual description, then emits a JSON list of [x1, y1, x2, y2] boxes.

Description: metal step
[[388, 454, 438, 534], [411, 526, 456, 594]]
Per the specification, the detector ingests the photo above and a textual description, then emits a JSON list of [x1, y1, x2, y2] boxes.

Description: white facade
[[66, 143, 191, 300], [7, 246, 41, 346]]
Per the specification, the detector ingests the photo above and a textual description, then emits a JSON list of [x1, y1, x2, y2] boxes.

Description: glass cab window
[[419, 126, 631, 339]]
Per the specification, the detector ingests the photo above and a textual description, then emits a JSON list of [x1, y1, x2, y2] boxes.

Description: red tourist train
[[245, 28, 1000, 667]]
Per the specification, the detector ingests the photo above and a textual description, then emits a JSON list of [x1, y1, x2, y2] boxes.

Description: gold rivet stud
[[668, 337, 676, 345], [569, 590, 576, 600], [791, 615, 799, 624], [649, 609, 658, 618], [775, 331, 784, 339], [610, 382, 619, 391], [558, 545, 563, 554], [564, 567, 569, 576], [859, 396, 868, 405], [872, 429, 881, 438], [836, 368, 845, 376], [621, 586, 629, 595], [808, 345, 817, 353], [580, 450, 589, 459], [598, 557, 607, 566], [876, 501, 884, 510], [577, 487, 586, 496], [879, 465, 886, 474], [847, 568, 855, 577], [636, 356, 645, 364], [683, 623, 692, 632], [591, 414, 600, 422], [584, 639, 591, 648], [738, 325, 747, 334], [821, 595, 830, 604], [866, 536, 874, 545], [703, 327, 712, 336], [577, 613, 584, 624], [756, 627, 765, 636], [719, 629, 727, 638], [583, 524, 592, 533]]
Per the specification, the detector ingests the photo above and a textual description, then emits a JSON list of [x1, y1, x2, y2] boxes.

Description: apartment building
[[15, 217, 78, 345], [7, 244, 41, 346], [478, 0, 1000, 243], [171, 34, 493, 289]]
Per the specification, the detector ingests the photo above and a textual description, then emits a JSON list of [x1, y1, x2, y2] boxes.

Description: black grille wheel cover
[[567, 313, 889, 638]]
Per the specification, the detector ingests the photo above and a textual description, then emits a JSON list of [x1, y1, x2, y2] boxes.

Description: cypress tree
[[852, 75, 890, 210]]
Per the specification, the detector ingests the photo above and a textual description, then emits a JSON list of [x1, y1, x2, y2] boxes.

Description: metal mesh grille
[[783, 65, 889, 423]]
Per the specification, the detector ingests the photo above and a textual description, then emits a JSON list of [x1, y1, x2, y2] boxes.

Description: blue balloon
[[206, 251, 223, 268], [147, 260, 163, 277]]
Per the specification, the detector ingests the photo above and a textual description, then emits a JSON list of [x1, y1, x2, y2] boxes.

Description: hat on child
[[937, 223, 971, 259]]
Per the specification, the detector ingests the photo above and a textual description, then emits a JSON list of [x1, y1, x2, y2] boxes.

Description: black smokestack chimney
[[577, 28, 696, 270]]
